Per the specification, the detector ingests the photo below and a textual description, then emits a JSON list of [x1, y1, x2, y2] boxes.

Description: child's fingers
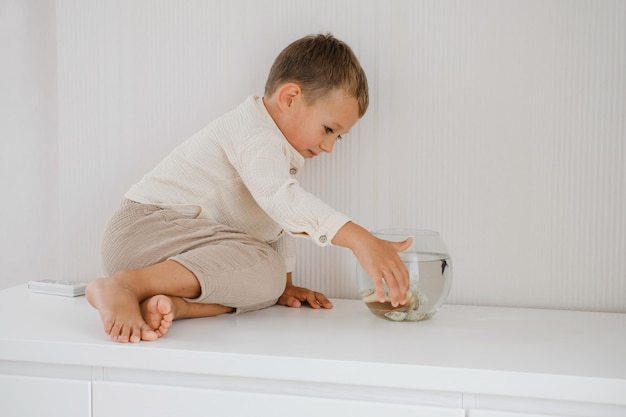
[[384, 273, 405, 307], [371, 267, 408, 305], [392, 237, 413, 252], [308, 292, 333, 309], [383, 260, 410, 307], [288, 297, 302, 308], [374, 275, 387, 303], [278, 287, 333, 309], [305, 292, 321, 309], [278, 293, 301, 307], [306, 290, 335, 309], [393, 241, 412, 302], [360, 236, 411, 306], [318, 296, 333, 309]]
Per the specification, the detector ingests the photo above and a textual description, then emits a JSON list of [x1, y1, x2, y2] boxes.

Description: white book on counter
[[28, 279, 88, 297]]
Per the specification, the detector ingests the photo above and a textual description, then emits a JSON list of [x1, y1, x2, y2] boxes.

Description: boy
[[87, 33, 411, 343]]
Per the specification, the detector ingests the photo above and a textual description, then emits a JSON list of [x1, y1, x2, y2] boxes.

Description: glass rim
[[370, 228, 440, 237]]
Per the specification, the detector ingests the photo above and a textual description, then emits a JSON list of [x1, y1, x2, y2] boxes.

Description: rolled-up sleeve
[[233, 134, 350, 247], [271, 180, 351, 246]]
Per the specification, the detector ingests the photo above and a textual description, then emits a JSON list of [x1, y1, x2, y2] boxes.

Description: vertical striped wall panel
[[56, 0, 625, 312]]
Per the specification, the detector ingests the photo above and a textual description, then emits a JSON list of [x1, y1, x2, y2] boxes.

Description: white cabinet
[[92, 381, 463, 417], [1, 285, 625, 417], [0, 375, 91, 417]]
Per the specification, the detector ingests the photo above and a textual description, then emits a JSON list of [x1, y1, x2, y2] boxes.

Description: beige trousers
[[101, 200, 286, 314]]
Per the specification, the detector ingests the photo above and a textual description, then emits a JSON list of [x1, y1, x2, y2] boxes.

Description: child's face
[[282, 89, 360, 159]]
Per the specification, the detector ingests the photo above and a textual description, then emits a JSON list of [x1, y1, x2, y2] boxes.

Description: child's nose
[[320, 137, 336, 153]]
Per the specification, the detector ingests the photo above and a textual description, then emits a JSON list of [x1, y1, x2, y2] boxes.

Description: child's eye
[[324, 126, 343, 141]]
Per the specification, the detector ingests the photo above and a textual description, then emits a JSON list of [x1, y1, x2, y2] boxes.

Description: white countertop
[[1, 284, 625, 406]]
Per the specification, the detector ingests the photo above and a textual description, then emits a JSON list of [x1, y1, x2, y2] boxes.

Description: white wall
[[3, 0, 625, 313], [0, 0, 59, 289]]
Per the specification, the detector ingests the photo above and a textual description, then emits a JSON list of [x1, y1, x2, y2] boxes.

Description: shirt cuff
[[311, 212, 351, 247]]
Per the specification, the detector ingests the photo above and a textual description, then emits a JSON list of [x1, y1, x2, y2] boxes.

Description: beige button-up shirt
[[125, 96, 351, 272]]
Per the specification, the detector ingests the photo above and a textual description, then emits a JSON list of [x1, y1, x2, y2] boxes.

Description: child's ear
[[276, 83, 302, 112]]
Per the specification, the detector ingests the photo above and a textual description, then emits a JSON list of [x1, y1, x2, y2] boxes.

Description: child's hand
[[277, 284, 333, 309], [332, 222, 411, 307], [355, 235, 412, 307]]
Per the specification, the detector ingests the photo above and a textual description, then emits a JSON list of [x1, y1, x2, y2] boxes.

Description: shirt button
[[289, 168, 297, 175], [319, 235, 327, 243]]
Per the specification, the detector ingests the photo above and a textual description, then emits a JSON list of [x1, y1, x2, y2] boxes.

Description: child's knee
[[261, 248, 287, 299]]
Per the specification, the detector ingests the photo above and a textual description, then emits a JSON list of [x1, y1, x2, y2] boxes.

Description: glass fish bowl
[[356, 229, 452, 322]]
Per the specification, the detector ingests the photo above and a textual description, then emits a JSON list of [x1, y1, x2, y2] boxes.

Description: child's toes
[[129, 326, 142, 343], [108, 321, 124, 340], [117, 328, 131, 343], [140, 324, 159, 341], [102, 317, 115, 335]]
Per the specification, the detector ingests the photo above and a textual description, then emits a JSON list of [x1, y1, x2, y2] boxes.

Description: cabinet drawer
[[0, 375, 91, 417], [470, 411, 564, 417], [94, 381, 463, 417]]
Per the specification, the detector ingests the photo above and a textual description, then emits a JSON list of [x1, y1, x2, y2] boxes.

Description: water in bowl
[[359, 252, 452, 322]]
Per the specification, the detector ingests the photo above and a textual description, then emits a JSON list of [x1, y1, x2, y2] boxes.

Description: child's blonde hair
[[264, 33, 369, 118]]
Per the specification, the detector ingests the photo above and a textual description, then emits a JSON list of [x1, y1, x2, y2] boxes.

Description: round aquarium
[[356, 229, 453, 322]]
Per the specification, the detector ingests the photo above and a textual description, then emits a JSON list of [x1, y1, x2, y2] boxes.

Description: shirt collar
[[253, 95, 305, 169]]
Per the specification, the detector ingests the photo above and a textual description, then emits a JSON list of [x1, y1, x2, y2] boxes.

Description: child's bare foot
[[141, 295, 176, 337], [86, 274, 159, 343]]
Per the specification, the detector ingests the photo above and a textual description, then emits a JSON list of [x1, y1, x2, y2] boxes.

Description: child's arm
[[332, 222, 411, 307], [276, 273, 333, 309]]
